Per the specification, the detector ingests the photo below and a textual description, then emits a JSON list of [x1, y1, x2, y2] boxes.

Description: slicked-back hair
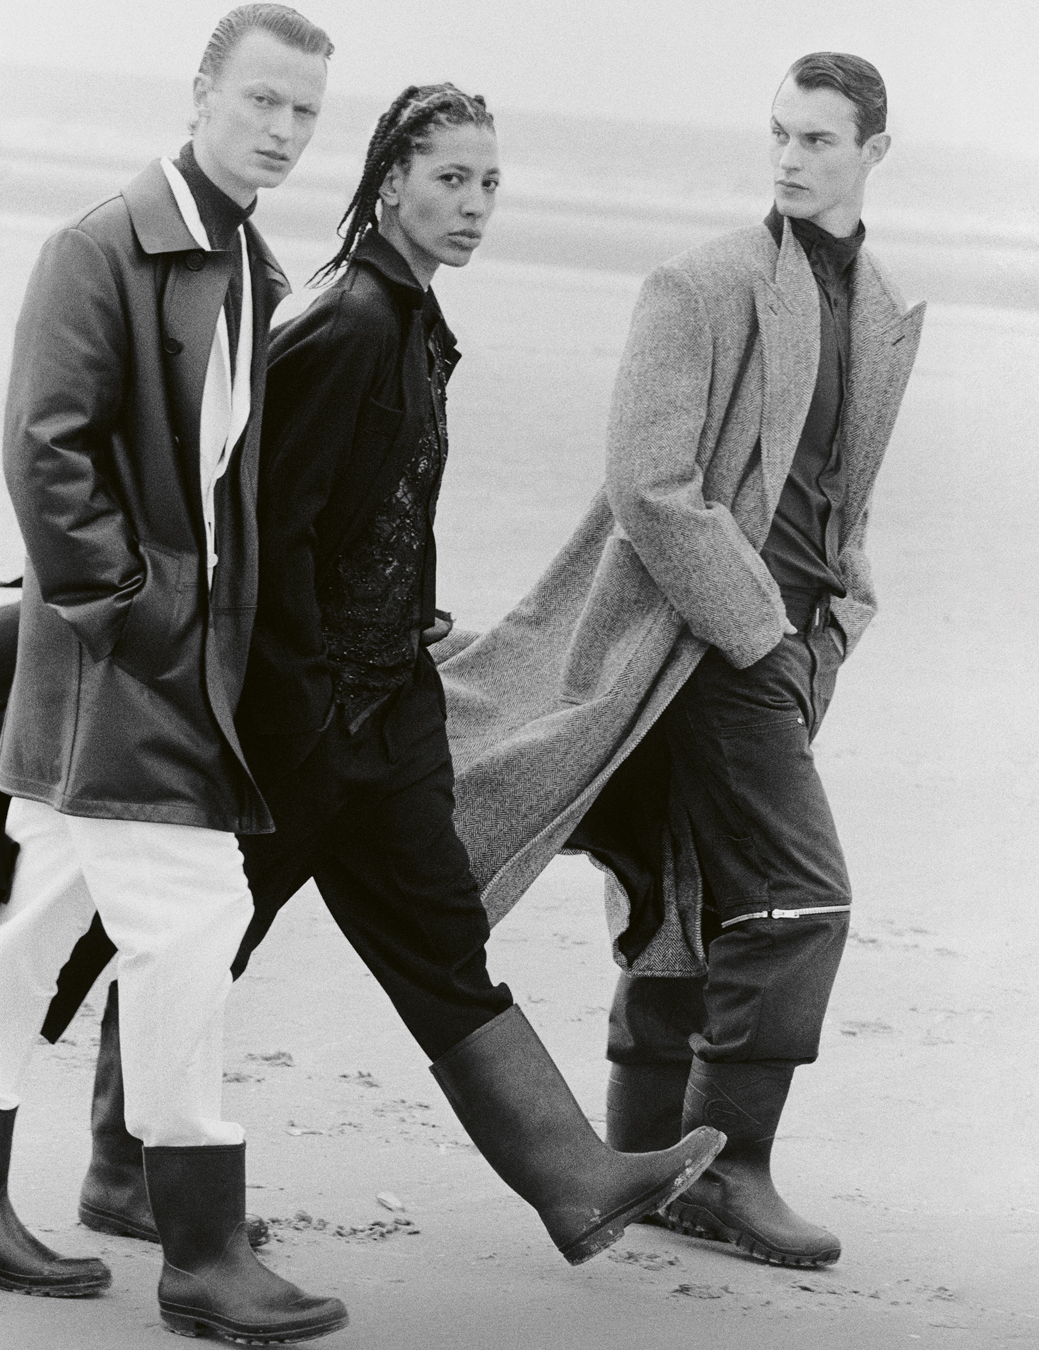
[[199, 4, 334, 80], [312, 83, 495, 284], [788, 52, 887, 144]]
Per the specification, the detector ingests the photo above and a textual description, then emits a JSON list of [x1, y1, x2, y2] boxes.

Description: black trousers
[[41, 654, 512, 1059], [236, 654, 513, 1061], [609, 614, 850, 1071]]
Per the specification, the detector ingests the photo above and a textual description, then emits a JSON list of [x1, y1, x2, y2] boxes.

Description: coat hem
[[0, 777, 274, 835]]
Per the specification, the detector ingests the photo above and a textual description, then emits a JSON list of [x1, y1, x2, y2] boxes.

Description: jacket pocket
[[559, 534, 672, 705], [109, 542, 194, 685]]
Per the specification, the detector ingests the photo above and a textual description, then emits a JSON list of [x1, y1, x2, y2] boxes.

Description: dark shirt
[[173, 142, 256, 371], [760, 204, 865, 607], [319, 287, 450, 728]]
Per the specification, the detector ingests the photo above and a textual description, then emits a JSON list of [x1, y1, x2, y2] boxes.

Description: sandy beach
[[1, 118, 1038, 1347]]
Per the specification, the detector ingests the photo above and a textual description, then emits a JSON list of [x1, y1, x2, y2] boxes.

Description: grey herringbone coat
[[441, 216, 925, 974]]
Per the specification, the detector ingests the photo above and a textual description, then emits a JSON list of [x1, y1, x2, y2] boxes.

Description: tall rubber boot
[[144, 1143, 348, 1343], [0, 1107, 111, 1297], [78, 982, 269, 1248], [430, 1006, 725, 1265], [605, 1062, 690, 1152], [605, 1061, 692, 1232], [662, 1059, 841, 1267]]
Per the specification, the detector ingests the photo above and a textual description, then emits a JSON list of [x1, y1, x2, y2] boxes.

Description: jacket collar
[[245, 222, 291, 310], [349, 230, 460, 368], [351, 230, 427, 310], [764, 202, 864, 293], [123, 159, 201, 255], [122, 159, 290, 307]]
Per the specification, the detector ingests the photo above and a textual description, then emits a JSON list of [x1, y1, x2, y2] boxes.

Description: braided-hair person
[[61, 82, 725, 1272], [313, 81, 496, 281]]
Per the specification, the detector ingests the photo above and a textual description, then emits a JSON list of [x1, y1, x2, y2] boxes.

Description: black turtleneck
[[173, 142, 256, 372], [760, 204, 866, 615]]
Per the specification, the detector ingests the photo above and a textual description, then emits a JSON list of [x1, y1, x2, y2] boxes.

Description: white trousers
[[0, 798, 253, 1147]]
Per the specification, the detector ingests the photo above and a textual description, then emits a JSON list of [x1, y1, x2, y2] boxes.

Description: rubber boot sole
[[560, 1154, 717, 1266], [663, 1196, 841, 1268], [81, 1200, 270, 1249], [0, 1268, 112, 1298], [79, 1199, 157, 1242], [160, 1301, 349, 1344]]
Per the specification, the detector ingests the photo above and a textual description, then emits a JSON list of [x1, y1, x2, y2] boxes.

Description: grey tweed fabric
[[440, 218, 925, 975]]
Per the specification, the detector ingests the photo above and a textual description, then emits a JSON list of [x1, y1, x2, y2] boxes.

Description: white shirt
[[160, 158, 254, 585]]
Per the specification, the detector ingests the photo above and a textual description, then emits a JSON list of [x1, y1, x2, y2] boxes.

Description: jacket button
[[185, 250, 206, 271], [164, 337, 184, 354]]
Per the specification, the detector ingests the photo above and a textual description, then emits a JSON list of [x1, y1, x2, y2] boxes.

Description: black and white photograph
[[0, 1, 1036, 1346]]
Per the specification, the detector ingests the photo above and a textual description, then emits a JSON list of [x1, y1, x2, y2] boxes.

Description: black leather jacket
[[0, 161, 288, 832], [235, 230, 460, 768]]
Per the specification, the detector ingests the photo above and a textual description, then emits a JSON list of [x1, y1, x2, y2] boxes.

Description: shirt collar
[[765, 202, 865, 287], [174, 141, 256, 250]]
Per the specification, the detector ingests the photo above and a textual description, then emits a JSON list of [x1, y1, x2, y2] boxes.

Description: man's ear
[[193, 73, 214, 122], [863, 132, 891, 169]]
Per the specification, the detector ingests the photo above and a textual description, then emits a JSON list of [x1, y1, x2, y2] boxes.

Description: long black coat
[[0, 161, 288, 832]]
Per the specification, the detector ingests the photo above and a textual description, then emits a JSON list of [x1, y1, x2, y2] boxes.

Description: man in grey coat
[[0, 7, 348, 1341], [437, 51, 925, 1269]]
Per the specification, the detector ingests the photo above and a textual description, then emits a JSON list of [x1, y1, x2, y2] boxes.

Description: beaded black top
[[318, 305, 449, 727]]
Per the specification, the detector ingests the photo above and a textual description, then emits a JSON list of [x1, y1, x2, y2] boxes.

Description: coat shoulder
[[34, 194, 136, 274], [648, 224, 775, 316], [270, 269, 400, 374], [64, 193, 137, 250]]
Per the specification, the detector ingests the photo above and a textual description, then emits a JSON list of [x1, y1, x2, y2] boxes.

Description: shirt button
[[185, 251, 206, 271], [163, 337, 184, 354]]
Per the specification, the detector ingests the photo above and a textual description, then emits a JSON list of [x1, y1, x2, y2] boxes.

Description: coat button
[[185, 250, 206, 271], [164, 337, 184, 354]]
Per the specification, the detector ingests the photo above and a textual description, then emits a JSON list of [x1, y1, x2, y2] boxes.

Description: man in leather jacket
[[0, 8, 349, 1342]]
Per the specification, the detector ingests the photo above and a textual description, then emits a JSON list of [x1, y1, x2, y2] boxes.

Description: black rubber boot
[[79, 982, 269, 1248], [430, 1006, 725, 1265], [0, 1107, 111, 1297], [605, 1062, 690, 1152], [662, 1059, 841, 1267], [605, 1060, 693, 1233], [144, 1143, 348, 1343]]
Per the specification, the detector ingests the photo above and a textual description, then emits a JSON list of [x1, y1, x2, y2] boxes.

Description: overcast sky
[[4, 0, 1037, 155]]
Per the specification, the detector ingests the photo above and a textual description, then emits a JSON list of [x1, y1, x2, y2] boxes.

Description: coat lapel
[[840, 251, 926, 541], [246, 222, 291, 336], [753, 220, 820, 522]]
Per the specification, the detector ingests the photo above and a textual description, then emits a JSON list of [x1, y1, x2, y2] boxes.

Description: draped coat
[[438, 217, 926, 975]]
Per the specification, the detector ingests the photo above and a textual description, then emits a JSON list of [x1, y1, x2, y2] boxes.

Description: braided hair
[[311, 83, 495, 285]]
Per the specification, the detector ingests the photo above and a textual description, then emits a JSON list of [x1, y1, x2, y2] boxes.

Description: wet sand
[[1, 231, 1037, 1347]]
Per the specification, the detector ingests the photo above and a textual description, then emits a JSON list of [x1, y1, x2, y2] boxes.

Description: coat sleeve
[[2, 227, 143, 662], [238, 292, 395, 742], [605, 263, 786, 669]]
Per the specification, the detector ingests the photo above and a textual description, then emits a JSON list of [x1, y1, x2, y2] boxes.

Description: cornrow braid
[[310, 82, 495, 285]]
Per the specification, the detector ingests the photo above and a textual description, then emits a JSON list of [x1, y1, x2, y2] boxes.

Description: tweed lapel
[[839, 250, 926, 542], [753, 220, 820, 522]]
